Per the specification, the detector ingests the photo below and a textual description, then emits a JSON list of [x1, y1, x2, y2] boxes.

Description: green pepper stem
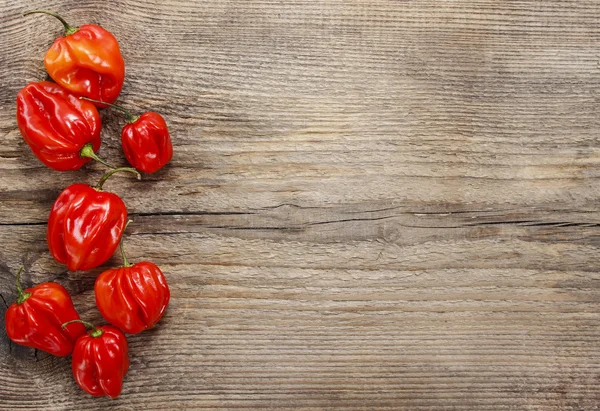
[[23, 11, 79, 36], [96, 167, 141, 190], [79, 97, 139, 123], [80, 144, 117, 169], [62, 320, 103, 338], [120, 220, 133, 267], [15, 266, 31, 305]]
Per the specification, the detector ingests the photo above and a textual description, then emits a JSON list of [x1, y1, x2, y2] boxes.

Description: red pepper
[[95, 223, 170, 334], [15, 81, 109, 171], [63, 320, 129, 398], [47, 168, 140, 271], [4, 267, 86, 356], [82, 98, 173, 173], [121, 112, 173, 174], [25, 11, 125, 106]]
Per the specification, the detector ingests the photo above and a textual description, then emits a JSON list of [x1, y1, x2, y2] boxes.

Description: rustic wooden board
[[1, 0, 600, 409]]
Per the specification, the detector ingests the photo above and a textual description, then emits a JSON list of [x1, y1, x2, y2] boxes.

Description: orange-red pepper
[[16, 81, 106, 171], [25, 11, 125, 106], [63, 320, 129, 398], [82, 98, 173, 173], [4, 267, 86, 356], [47, 168, 139, 271], [95, 224, 170, 334]]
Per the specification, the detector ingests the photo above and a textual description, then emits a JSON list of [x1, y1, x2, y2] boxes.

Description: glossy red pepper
[[63, 320, 129, 398], [82, 98, 173, 173], [121, 112, 173, 174], [95, 223, 170, 334], [4, 267, 86, 356], [25, 11, 125, 106], [47, 168, 140, 271], [15, 81, 109, 171]]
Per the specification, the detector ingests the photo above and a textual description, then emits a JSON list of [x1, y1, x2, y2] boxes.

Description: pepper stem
[[62, 320, 103, 338], [15, 266, 31, 305], [80, 144, 117, 169], [120, 220, 133, 267], [79, 97, 140, 123], [23, 11, 79, 36], [96, 167, 141, 190]]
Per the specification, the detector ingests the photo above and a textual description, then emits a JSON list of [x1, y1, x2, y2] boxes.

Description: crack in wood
[[0, 222, 47, 227], [0, 293, 8, 309], [132, 211, 257, 217], [206, 226, 304, 231], [0, 293, 12, 355]]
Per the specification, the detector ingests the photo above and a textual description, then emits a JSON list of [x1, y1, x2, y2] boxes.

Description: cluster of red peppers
[[5, 11, 173, 399]]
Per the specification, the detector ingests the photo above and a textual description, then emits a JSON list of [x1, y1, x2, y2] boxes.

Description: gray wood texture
[[1, 0, 600, 409]]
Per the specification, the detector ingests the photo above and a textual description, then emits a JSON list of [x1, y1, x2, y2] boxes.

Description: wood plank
[[1, 0, 600, 409]]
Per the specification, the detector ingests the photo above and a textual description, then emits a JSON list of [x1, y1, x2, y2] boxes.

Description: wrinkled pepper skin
[[47, 184, 127, 271], [95, 262, 170, 334], [16, 81, 101, 171], [45, 25, 125, 105], [5, 281, 86, 356], [72, 325, 129, 398], [121, 113, 173, 174]]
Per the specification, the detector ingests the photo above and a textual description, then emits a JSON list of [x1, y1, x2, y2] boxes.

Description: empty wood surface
[[1, 0, 600, 410]]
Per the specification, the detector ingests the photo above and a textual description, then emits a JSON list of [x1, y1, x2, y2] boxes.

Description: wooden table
[[1, 1, 599, 409]]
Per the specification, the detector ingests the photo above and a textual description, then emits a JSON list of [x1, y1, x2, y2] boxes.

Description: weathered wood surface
[[1, 0, 600, 409]]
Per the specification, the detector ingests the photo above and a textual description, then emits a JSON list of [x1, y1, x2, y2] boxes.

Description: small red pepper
[[63, 319, 129, 398], [4, 267, 86, 356], [15, 81, 110, 171], [24, 11, 125, 106], [47, 167, 140, 271], [81, 98, 173, 173], [95, 222, 170, 334]]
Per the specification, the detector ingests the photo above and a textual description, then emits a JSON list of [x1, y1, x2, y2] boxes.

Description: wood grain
[[1, 0, 600, 409]]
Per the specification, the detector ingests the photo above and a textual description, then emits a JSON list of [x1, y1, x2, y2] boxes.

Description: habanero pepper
[[63, 320, 129, 398], [95, 222, 170, 334], [82, 98, 173, 174], [16, 81, 111, 171], [5, 267, 86, 356], [24, 11, 125, 106], [47, 167, 140, 271]]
